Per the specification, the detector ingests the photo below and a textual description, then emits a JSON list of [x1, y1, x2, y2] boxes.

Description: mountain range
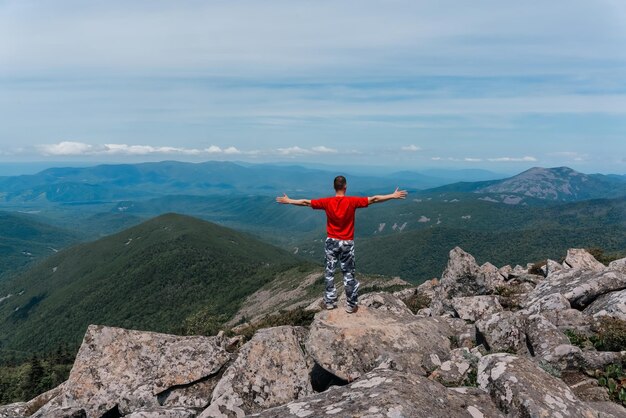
[[1, 162, 623, 206]]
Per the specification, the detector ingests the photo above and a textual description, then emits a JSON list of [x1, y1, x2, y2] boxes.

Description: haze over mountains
[[0, 161, 624, 279]]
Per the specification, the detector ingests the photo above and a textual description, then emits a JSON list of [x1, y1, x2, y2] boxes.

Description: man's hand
[[276, 193, 291, 204], [368, 187, 408, 204], [276, 194, 311, 206], [392, 187, 408, 199]]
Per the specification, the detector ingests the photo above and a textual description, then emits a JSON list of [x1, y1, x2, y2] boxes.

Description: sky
[[0, 0, 625, 174]]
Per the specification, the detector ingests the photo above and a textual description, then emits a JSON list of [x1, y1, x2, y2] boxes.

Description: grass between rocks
[[565, 317, 626, 352], [597, 364, 626, 406], [564, 316, 626, 407]]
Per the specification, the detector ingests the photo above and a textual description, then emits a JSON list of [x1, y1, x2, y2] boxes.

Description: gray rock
[[359, 291, 414, 316], [586, 401, 626, 418], [305, 304, 453, 381], [251, 368, 505, 418], [35, 325, 230, 418], [477, 353, 601, 417], [499, 265, 513, 279], [608, 257, 626, 274], [31, 406, 87, 418], [539, 344, 626, 374], [524, 313, 571, 357], [525, 293, 571, 314], [564, 248, 606, 271], [200, 326, 313, 418], [475, 311, 528, 355], [526, 268, 626, 309], [125, 407, 198, 418], [546, 259, 564, 276], [432, 247, 494, 315], [1, 382, 67, 417], [584, 289, 626, 320], [451, 295, 503, 322], [429, 347, 478, 387], [443, 317, 477, 349], [565, 374, 612, 402], [0, 402, 28, 418]]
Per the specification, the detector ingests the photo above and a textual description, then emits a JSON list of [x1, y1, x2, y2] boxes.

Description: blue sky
[[0, 0, 625, 173]]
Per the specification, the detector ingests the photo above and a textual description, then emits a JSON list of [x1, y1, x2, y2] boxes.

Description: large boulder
[[475, 311, 528, 355], [524, 313, 571, 357], [305, 304, 454, 381], [431, 247, 492, 315], [477, 353, 604, 417], [564, 248, 606, 271], [251, 368, 506, 418], [583, 289, 626, 320], [451, 295, 503, 322], [199, 326, 313, 418], [33, 325, 231, 418], [526, 268, 626, 309]]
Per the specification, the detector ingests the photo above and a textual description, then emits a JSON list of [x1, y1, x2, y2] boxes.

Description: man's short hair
[[334, 175, 347, 191]]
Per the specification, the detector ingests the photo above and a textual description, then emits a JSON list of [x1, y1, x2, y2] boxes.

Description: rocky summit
[[2, 247, 626, 418]]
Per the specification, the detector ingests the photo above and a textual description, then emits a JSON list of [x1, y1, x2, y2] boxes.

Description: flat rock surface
[[584, 289, 626, 320], [306, 304, 453, 381], [451, 295, 503, 322], [478, 353, 605, 417], [526, 268, 626, 309], [34, 325, 230, 417], [251, 368, 505, 418], [200, 326, 313, 418]]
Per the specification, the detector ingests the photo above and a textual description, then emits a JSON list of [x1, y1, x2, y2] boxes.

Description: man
[[276, 175, 407, 313]]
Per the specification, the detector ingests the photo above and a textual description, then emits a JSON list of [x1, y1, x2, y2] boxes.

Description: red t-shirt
[[311, 195, 369, 240]]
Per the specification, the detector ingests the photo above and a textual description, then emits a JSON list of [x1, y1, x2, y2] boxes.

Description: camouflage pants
[[324, 237, 359, 307]]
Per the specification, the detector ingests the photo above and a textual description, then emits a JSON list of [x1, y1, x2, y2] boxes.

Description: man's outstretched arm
[[368, 187, 408, 205], [276, 193, 311, 206]]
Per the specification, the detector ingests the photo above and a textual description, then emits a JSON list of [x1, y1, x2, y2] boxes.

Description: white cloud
[[487, 156, 538, 162], [38, 141, 242, 156], [223, 146, 241, 154], [39, 141, 94, 156], [311, 146, 338, 153], [401, 144, 421, 152], [431, 157, 442, 160], [464, 157, 482, 162], [275, 146, 339, 156], [276, 146, 313, 156], [205, 145, 223, 153]]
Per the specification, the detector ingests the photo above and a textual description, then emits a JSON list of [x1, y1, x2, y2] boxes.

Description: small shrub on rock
[[529, 260, 547, 275], [592, 316, 626, 352], [401, 291, 431, 314]]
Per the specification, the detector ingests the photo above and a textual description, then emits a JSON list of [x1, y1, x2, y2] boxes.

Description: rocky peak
[[2, 248, 626, 418], [477, 166, 623, 201]]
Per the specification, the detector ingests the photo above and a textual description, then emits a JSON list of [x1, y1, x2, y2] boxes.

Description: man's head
[[334, 175, 347, 191]]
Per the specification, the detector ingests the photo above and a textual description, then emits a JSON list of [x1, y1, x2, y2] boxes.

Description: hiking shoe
[[345, 304, 358, 314], [321, 300, 336, 310]]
